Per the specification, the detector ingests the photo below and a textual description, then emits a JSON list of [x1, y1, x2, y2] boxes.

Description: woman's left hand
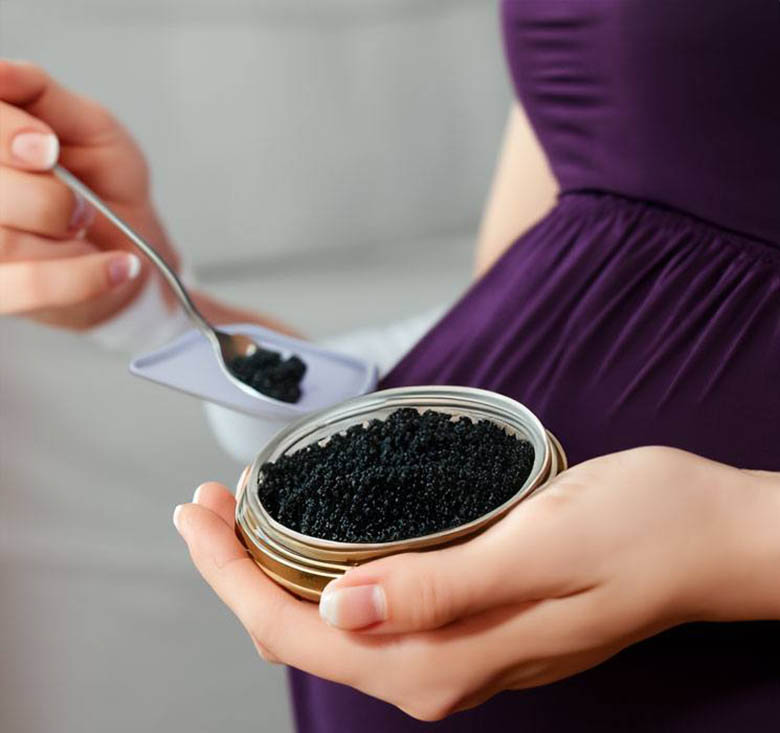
[[174, 447, 779, 721]]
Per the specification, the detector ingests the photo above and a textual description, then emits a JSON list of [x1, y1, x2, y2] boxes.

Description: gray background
[[0, 1, 510, 731]]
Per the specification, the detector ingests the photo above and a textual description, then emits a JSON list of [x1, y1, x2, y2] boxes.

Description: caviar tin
[[235, 386, 567, 601]]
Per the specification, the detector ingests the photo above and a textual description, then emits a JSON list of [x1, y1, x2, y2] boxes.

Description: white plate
[[129, 323, 378, 419]]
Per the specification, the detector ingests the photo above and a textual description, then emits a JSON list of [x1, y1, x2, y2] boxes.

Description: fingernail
[[68, 192, 95, 232], [319, 583, 387, 630], [10, 131, 59, 169], [173, 504, 184, 533], [193, 484, 206, 503], [108, 253, 141, 286]]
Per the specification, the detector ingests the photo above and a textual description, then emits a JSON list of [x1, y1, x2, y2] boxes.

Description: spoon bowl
[[53, 165, 290, 402], [215, 328, 259, 362], [211, 328, 269, 399]]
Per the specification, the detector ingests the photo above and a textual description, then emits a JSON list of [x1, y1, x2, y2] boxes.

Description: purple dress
[[290, 1, 780, 730]]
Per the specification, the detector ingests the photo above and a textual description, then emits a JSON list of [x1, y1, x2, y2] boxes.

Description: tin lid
[[129, 323, 379, 418]]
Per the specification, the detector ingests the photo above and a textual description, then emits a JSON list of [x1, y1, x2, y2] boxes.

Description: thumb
[[318, 534, 528, 634], [318, 495, 581, 634], [318, 546, 488, 633]]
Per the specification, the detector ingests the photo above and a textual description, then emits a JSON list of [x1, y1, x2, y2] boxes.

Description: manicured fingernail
[[10, 131, 59, 169], [108, 253, 141, 286], [173, 504, 184, 533], [319, 583, 387, 629], [68, 192, 95, 232]]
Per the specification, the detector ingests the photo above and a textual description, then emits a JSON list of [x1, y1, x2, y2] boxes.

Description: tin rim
[[237, 387, 561, 565]]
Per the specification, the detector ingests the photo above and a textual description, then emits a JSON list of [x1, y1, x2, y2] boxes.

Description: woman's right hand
[[0, 59, 179, 330]]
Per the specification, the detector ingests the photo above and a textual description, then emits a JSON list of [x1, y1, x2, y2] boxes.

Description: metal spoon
[[53, 164, 269, 400]]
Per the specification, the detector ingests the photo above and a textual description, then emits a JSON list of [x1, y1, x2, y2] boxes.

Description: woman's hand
[[174, 448, 780, 721], [0, 59, 179, 329]]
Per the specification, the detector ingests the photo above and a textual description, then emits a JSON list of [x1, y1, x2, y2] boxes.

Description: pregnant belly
[[381, 191, 780, 469]]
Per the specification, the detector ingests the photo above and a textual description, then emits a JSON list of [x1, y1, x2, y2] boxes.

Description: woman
[[2, 1, 778, 731]]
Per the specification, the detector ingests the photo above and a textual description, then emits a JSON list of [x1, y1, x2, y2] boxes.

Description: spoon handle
[[53, 164, 214, 338]]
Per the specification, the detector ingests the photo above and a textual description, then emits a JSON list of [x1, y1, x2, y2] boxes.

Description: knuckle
[[1, 172, 75, 234], [17, 262, 49, 305], [384, 652, 463, 721], [410, 572, 452, 629], [356, 648, 463, 722], [0, 227, 19, 257], [78, 95, 117, 136], [44, 182, 77, 233], [401, 690, 459, 722], [248, 631, 282, 665], [82, 95, 112, 122], [241, 591, 284, 658], [0, 59, 40, 84], [0, 166, 10, 207]]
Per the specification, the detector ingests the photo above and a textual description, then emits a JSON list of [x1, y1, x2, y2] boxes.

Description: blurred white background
[[0, 1, 510, 731]]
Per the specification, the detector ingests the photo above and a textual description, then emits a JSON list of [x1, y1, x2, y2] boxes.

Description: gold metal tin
[[235, 386, 567, 601]]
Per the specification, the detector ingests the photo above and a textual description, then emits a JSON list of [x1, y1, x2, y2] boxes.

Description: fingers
[[0, 101, 95, 241], [174, 501, 265, 624], [174, 488, 618, 719], [173, 499, 371, 684], [0, 250, 141, 314], [319, 492, 587, 634], [0, 100, 58, 170], [0, 228, 96, 262], [175, 496, 461, 712], [192, 481, 236, 525], [0, 60, 149, 207], [319, 544, 507, 633], [0, 60, 115, 144], [0, 167, 94, 237], [187, 482, 280, 661]]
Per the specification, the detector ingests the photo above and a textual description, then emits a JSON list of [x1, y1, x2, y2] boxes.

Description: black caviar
[[258, 408, 534, 543], [230, 347, 306, 403]]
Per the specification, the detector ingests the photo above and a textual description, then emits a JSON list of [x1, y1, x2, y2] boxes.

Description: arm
[[474, 103, 558, 278], [176, 448, 780, 721]]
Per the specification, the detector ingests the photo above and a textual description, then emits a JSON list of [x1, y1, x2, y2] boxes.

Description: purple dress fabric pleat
[[290, 1, 780, 730]]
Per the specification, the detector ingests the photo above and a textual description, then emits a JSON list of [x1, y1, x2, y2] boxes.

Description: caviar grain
[[258, 408, 534, 543], [230, 348, 306, 403]]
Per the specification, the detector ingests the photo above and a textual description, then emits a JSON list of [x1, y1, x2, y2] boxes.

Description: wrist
[[697, 466, 780, 623], [737, 470, 780, 619]]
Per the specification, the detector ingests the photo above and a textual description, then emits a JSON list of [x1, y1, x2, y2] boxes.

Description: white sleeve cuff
[[316, 305, 445, 378]]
